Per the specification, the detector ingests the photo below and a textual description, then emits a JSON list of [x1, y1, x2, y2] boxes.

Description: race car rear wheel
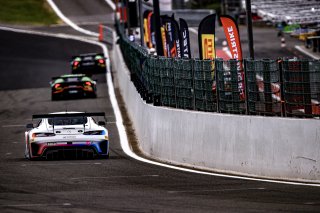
[[91, 93, 97, 98], [25, 143, 33, 160], [98, 152, 109, 159], [51, 94, 59, 101]]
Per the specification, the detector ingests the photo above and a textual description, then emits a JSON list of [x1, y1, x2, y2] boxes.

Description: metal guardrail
[[116, 21, 320, 119]]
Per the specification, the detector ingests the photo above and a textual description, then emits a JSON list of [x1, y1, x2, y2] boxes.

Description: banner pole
[[138, 0, 144, 46], [245, 0, 254, 59]]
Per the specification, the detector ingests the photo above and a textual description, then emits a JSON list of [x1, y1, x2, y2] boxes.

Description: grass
[[0, 0, 59, 25]]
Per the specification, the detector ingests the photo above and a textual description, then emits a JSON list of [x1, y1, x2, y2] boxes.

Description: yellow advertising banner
[[143, 18, 149, 45], [201, 34, 215, 60], [161, 26, 168, 57]]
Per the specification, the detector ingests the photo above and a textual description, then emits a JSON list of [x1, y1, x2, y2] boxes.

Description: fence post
[[278, 58, 286, 117], [172, 58, 178, 108], [301, 60, 312, 116], [230, 59, 240, 113], [215, 58, 225, 113], [192, 59, 196, 110], [263, 59, 273, 114], [244, 59, 250, 115], [153, 56, 161, 106], [214, 59, 220, 113]]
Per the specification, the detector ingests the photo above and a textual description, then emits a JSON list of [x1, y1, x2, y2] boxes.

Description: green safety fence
[[215, 59, 246, 114], [193, 59, 216, 112], [245, 59, 282, 116], [173, 58, 194, 110], [116, 21, 320, 119], [282, 59, 320, 118]]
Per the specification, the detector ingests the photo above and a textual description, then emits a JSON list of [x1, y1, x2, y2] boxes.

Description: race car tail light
[[54, 84, 62, 90], [32, 132, 56, 138], [83, 130, 104, 135], [98, 59, 105, 64], [73, 61, 80, 67]]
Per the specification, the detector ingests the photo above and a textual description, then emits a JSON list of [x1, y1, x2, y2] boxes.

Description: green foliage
[[0, 0, 59, 25]]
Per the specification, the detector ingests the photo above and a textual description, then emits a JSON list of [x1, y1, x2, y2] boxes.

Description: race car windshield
[[48, 117, 88, 126]]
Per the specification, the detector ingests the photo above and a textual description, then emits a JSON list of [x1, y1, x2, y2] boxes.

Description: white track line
[[104, 0, 116, 11], [295, 45, 320, 59], [4, 2, 317, 187], [46, 0, 99, 37]]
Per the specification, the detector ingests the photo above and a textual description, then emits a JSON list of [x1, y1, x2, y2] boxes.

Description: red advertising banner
[[143, 10, 152, 47], [220, 15, 245, 99], [147, 12, 153, 48]]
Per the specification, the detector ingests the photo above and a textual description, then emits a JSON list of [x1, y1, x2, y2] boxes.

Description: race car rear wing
[[32, 112, 105, 119], [71, 53, 105, 60]]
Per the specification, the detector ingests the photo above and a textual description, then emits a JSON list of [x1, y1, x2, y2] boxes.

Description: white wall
[[112, 39, 320, 183]]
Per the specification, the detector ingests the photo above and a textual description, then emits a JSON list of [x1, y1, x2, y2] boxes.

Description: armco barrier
[[112, 32, 320, 183]]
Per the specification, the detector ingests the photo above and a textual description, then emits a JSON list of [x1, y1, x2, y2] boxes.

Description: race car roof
[[51, 74, 88, 80], [32, 112, 105, 119], [79, 53, 103, 56]]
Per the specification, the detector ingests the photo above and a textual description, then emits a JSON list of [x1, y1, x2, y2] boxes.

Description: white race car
[[25, 112, 109, 160]]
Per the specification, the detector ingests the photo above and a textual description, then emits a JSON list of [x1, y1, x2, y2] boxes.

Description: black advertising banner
[[220, 15, 245, 100], [179, 18, 191, 58], [160, 15, 181, 58], [198, 14, 216, 60], [127, 0, 138, 27], [162, 15, 174, 57], [171, 18, 181, 58]]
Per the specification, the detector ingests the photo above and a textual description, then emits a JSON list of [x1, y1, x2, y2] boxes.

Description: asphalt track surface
[[0, 0, 320, 212]]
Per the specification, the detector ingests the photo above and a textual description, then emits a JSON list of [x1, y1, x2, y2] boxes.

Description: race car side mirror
[[26, 123, 34, 129], [98, 121, 105, 126]]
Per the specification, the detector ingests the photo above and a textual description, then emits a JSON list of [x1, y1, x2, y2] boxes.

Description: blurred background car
[[50, 74, 97, 100], [70, 53, 107, 75]]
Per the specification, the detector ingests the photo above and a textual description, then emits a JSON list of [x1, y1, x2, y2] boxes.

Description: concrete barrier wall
[[112, 41, 320, 183]]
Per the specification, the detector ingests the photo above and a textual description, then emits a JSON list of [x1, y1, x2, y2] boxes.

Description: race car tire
[[86, 92, 97, 99], [51, 94, 59, 101], [25, 144, 33, 160], [98, 152, 109, 159], [91, 93, 97, 99], [24, 149, 29, 160]]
